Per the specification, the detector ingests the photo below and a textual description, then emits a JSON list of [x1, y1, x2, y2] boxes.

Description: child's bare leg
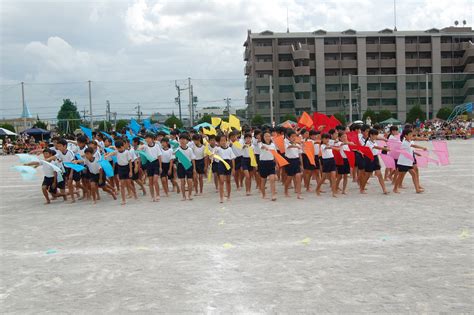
[[180, 179, 186, 200], [269, 175, 277, 200], [42, 186, 51, 204], [375, 170, 388, 194], [219, 176, 225, 203], [330, 172, 337, 197], [119, 179, 126, 205], [260, 177, 267, 199], [295, 173, 303, 199], [148, 176, 155, 201], [187, 178, 193, 200], [225, 177, 231, 199]]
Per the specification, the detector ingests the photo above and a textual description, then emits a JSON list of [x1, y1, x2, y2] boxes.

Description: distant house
[[0, 117, 36, 133], [195, 107, 237, 119]]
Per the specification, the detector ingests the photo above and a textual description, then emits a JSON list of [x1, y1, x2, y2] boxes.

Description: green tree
[[362, 109, 377, 123], [57, 99, 81, 133], [197, 114, 212, 125], [376, 110, 393, 123], [251, 114, 265, 126], [98, 120, 112, 131], [164, 115, 183, 129], [115, 119, 129, 131], [281, 113, 297, 122], [0, 123, 15, 132], [436, 107, 453, 120], [406, 104, 425, 123], [333, 112, 346, 126]]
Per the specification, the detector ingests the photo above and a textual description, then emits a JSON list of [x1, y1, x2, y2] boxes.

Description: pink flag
[[397, 149, 414, 161], [387, 140, 401, 160], [433, 150, 450, 166], [432, 140, 449, 156], [416, 150, 439, 167], [379, 154, 395, 169]]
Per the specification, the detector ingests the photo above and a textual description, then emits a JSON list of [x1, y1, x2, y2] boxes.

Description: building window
[[257, 86, 269, 94], [279, 70, 292, 77], [294, 76, 310, 83], [325, 70, 340, 76], [381, 98, 397, 105], [324, 38, 339, 45], [381, 68, 396, 75], [326, 100, 340, 107], [255, 41, 272, 46], [325, 53, 339, 60], [341, 37, 356, 45], [341, 53, 357, 60], [256, 55, 272, 62], [367, 68, 380, 75], [367, 83, 379, 91], [278, 54, 292, 61], [366, 53, 378, 60], [366, 37, 379, 44], [381, 83, 396, 90], [368, 99, 380, 106], [419, 52, 431, 59], [295, 92, 310, 99], [325, 84, 340, 92], [279, 85, 294, 93], [257, 102, 270, 109], [280, 101, 294, 108], [257, 71, 272, 78]]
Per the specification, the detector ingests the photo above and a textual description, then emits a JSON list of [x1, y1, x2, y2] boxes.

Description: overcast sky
[[1, 0, 472, 120]]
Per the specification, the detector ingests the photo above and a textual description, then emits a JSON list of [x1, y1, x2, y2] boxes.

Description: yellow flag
[[203, 127, 216, 136], [232, 141, 242, 149], [248, 146, 257, 167], [211, 117, 222, 127], [204, 144, 212, 156], [229, 114, 241, 130], [220, 121, 230, 132], [207, 162, 213, 182], [213, 154, 231, 170]]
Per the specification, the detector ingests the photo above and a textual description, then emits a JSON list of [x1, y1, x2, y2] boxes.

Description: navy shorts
[[211, 161, 219, 173], [64, 167, 81, 182], [195, 158, 205, 174], [131, 164, 139, 180], [322, 157, 336, 173], [89, 173, 105, 187], [218, 159, 232, 176], [337, 158, 350, 175], [241, 157, 254, 171], [57, 180, 65, 190], [302, 154, 316, 170], [234, 156, 242, 170], [42, 176, 56, 193], [258, 160, 276, 178], [397, 164, 413, 172], [161, 162, 173, 179], [364, 156, 381, 173], [117, 164, 131, 180], [146, 160, 160, 177], [177, 163, 193, 179], [355, 151, 365, 169], [285, 158, 301, 176]]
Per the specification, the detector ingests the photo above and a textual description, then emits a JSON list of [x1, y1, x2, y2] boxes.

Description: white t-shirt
[[42, 162, 56, 178], [56, 149, 75, 167], [397, 139, 414, 167], [217, 147, 236, 160], [285, 142, 302, 159], [84, 157, 102, 175], [192, 144, 205, 160], [129, 147, 138, 162], [259, 143, 276, 161], [242, 143, 253, 158], [176, 146, 195, 161], [365, 139, 379, 156], [116, 150, 132, 166], [321, 144, 334, 159], [161, 148, 174, 163], [144, 143, 162, 160], [230, 140, 243, 157], [252, 138, 261, 155]]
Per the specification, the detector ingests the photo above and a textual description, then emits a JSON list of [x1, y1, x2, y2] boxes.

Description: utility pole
[[88, 80, 93, 129], [106, 100, 111, 122], [425, 72, 429, 121], [269, 75, 274, 126], [175, 80, 182, 121], [21, 81, 26, 131], [348, 74, 352, 123], [224, 97, 231, 116], [136, 103, 142, 121], [188, 77, 194, 126], [113, 112, 117, 130]]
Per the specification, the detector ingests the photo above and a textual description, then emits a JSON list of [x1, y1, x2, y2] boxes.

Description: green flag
[[175, 149, 192, 170]]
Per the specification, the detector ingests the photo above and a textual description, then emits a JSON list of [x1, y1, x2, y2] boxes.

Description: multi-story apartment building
[[243, 26, 474, 123]]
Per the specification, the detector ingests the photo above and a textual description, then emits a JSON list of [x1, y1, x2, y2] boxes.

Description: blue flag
[[143, 119, 152, 130], [98, 159, 114, 177], [130, 118, 141, 134], [126, 130, 134, 143], [64, 162, 86, 172], [104, 147, 117, 163], [80, 125, 93, 140]]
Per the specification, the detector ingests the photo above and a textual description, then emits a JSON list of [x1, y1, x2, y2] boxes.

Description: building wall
[[244, 27, 474, 123]]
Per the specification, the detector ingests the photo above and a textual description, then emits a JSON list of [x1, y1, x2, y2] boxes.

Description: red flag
[[312, 112, 329, 130], [346, 131, 361, 146], [333, 149, 344, 166], [329, 115, 341, 128], [298, 112, 313, 129], [344, 150, 355, 168], [348, 144, 374, 161]]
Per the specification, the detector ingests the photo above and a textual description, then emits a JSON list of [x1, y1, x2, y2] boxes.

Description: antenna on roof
[[393, 0, 397, 31], [286, 7, 289, 33]]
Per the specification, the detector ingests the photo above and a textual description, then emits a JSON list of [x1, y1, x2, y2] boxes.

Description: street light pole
[[348, 74, 352, 123], [269, 75, 274, 126], [88, 80, 93, 129]]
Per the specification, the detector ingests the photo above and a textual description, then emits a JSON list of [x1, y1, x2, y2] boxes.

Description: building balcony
[[405, 43, 417, 51], [245, 78, 251, 90], [292, 49, 310, 60], [462, 79, 474, 95], [367, 76, 380, 83], [465, 63, 474, 72], [245, 95, 252, 104], [277, 77, 293, 85], [325, 60, 339, 68], [325, 76, 340, 84], [380, 90, 397, 98], [418, 43, 431, 51], [243, 49, 250, 61], [293, 65, 310, 76], [294, 82, 311, 92], [255, 77, 270, 86], [244, 64, 251, 75], [279, 92, 294, 101], [462, 48, 474, 65], [366, 59, 379, 68], [380, 59, 396, 67], [380, 76, 397, 83], [255, 94, 270, 101], [340, 44, 357, 53], [441, 43, 453, 51], [340, 60, 357, 68], [380, 44, 396, 52], [294, 98, 311, 108], [406, 90, 420, 97], [367, 90, 381, 98], [419, 59, 432, 67], [325, 91, 341, 99], [255, 61, 273, 71], [278, 61, 292, 70], [405, 59, 418, 67], [324, 45, 339, 53], [254, 45, 273, 55], [366, 44, 378, 52], [277, 45, 291, 54]]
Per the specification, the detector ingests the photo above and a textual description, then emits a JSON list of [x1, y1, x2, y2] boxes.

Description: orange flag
[[273, 135, 285, 153], [298, 111, 313, 128], [270, 150, 289, 167], [303, 141, 316, 166]]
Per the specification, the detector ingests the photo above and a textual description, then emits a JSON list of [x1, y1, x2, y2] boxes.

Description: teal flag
[[175, 149, 192, 170]]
